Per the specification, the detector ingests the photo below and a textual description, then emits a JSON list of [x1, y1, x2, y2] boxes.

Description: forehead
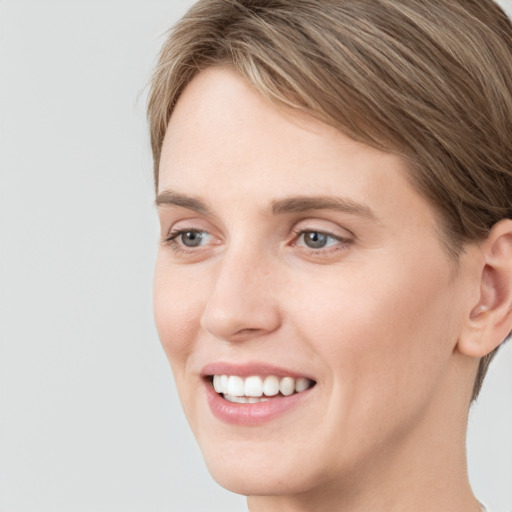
[[161, 68, 401, 182], [160, 67, 439, 234]]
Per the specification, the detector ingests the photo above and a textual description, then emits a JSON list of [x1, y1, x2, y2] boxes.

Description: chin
[[199, 438, 323, 497], [207, 462, 318, 497]]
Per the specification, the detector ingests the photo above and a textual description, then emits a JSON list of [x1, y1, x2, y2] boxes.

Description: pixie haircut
[[147, 0, 512, 400]]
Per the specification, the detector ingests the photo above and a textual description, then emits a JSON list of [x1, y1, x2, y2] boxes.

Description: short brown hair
[[147, 0, 512, 400]]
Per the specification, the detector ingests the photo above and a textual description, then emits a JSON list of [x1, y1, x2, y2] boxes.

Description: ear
[[457, 219, 512, 358]]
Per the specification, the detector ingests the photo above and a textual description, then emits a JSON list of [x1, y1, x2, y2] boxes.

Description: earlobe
[[458, 219, 512, 358]]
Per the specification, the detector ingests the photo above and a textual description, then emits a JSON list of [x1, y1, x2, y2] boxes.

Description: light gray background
[[0, 1, 510, 511]]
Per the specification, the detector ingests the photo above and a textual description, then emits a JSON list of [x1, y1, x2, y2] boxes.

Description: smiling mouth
[[209, 374, 316, 404]]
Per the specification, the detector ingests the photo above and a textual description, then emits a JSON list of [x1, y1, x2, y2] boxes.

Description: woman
[[148, 1, 512, 511]]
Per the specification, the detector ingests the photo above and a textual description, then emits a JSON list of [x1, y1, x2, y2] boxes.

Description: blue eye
[[179, 230, 207, 247], [297, 230, 340, 249], [301, 231, 332, 249], [166, 229, 210, 249]]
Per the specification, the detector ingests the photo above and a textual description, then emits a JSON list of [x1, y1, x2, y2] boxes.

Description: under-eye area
[[207, 375, 316, 403]]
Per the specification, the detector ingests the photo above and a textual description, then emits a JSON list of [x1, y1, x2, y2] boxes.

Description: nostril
[[200, 277, 282, 342]]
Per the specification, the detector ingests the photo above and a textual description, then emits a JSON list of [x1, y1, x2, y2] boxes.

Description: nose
[[200, 250, 282, 343]]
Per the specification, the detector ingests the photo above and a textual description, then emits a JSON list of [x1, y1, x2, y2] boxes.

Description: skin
[[154, 66, 495, 512]]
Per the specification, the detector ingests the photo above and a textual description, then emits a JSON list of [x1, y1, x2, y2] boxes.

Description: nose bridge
[[200, 242, 280, 342]]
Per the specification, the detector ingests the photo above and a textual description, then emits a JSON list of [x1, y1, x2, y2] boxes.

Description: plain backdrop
[[0, 1, 511, 511]]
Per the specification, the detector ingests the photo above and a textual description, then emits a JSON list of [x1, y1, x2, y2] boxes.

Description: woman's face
[[154, 67, 477, 496]]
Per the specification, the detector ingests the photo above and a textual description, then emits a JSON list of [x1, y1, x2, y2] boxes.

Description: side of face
[[153, 67, 480, 496]]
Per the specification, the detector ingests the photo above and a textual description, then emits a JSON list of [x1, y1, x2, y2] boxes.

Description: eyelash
[[163, 227, 352, 256], [290, 228, 352, 255]]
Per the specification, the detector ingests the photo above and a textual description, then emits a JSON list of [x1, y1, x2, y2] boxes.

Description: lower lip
[[204, 380, 313, 426]]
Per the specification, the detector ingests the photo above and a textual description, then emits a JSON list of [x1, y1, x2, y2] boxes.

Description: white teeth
[[263, 375, 280, 396], [227, 376, 245, 397], [244, 376, 263, 397], [211, 374, 314, 399], [224, 394, 270, 404], [295, 377, 310, 393], [213, 375, 222, 393], [248, 397, 264, 404], [279, 376, 295, 396]]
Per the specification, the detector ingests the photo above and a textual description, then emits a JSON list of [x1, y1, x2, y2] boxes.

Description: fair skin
[[154, 67, 512, 512]]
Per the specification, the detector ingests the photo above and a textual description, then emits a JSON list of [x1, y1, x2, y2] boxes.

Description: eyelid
[[160, 217, 355, 259], [291, 217, 355, 239], [291, 228, 351, 247], [161, 222, 222, 259], [165, 227, 214, 244], [288, 219, 355, 257], [161, 215, 217, 240], [293, 229, 343, 243]]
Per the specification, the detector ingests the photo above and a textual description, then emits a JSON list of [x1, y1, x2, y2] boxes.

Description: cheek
[[153, 257, 204, 371], [280, 258, 461, 468], [289, 256, 459, 405]]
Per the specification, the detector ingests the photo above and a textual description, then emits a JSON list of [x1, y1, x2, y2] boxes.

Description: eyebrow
[[155, 190, 211, 215], [156, 190, 375, 220], [271, 196, 376, 219]]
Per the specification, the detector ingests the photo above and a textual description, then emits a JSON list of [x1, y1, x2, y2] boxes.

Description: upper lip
[[200, 361, 316, 381]]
